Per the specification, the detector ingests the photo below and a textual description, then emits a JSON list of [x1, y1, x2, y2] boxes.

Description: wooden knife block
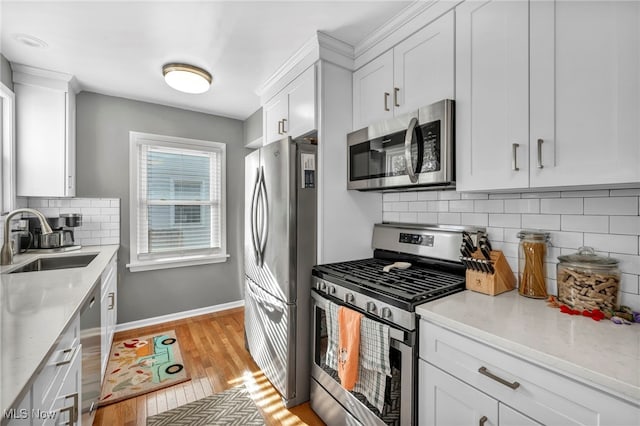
[[465, 250, 515, 296]]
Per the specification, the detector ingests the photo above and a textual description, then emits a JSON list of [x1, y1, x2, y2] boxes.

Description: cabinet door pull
[[537, 138, 544, 169], [281, 118, 287, 134], [56, 405, 75, 426], [512, 143, 520, 171], [479, 415, 488, 426], [394, 87, 400, 107], [478, 366, 520, 389], [55, 345, 79, 366], [108, 292, 115, 310], [277, 120, 283, 135], [384, 92, 390, 111], [63, 392, 79, 423]]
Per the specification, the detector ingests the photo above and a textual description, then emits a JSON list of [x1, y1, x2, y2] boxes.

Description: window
[[128, 132, 227, 272], [0, 82, 16, 214]]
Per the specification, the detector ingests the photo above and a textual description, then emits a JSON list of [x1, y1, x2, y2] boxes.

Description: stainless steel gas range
[[310, 223, 484, 425]]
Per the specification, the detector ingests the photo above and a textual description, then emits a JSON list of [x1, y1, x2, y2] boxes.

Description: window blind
[[137, 143, 222, 257]]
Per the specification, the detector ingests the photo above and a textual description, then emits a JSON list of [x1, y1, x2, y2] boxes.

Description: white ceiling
[[1, 1, 412, 120]]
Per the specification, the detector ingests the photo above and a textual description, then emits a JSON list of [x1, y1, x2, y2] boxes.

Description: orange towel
[[337, 306, 362, 391]]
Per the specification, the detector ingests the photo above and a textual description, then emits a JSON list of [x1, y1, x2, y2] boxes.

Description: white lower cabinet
[[100, 254, 117, 379], [419, 320, 640, 426]]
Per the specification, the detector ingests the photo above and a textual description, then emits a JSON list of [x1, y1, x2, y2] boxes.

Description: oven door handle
[[404, 117, 423, 183]]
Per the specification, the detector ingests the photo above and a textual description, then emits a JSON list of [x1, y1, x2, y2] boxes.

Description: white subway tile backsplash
[[69, 199, 91, 208], [460, 213, 488, 226], [110, 200, 120, 208], [383, 193, 400, 202], [437, 212, 461, 225], [91, 199, 111, 207], [408, 202, 428, 212], [584, 233, 638, 255], [383, 212, 400, 222], [398, 212, 418, 223], [474, 200, 504, 213], [109, 229, 120, 237], [560, 215, 609, 233], [91, 230, 111, 238], [110, 215, 120, 223], [399, 192, 417, 202], [521, 214, 561, 230], [609, 216, 640, 235], [460, 192, 489, 200], [437, 191, 461, 200], [489, 214, 521, 228], [428, 201, 449, 212], [560, 190, 609, 198], [101, 222, 119, 230], [382, 189, 640, 311], [521, 191, 561, 199], [504, 199, 540, 214], [584, 197, 638, 215], [540, 198, 583, 215], [81, 207, 101, 215], [449, 200, 474, 212], [417, 212, 438, 223], [101, 237, 119, 245], [417, 192, 439, 201]]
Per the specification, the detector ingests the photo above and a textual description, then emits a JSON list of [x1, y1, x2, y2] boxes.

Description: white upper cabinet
[[456, 0, 529, 191], [263, 65, 316, 145], [457, 0, 640, 191], [13, 65, 77, 197], [530, 0, 640, 188], [393, 10, 455, 117], [353, 10, 454, 130], [353, 50, 394, 129]]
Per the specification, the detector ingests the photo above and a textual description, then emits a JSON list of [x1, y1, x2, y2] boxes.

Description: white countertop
[[0, 245, 119, 415], [416, 290, 640, 405]]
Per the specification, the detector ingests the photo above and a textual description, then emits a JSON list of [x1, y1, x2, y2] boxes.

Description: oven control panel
[[399, 232, 434, 247]]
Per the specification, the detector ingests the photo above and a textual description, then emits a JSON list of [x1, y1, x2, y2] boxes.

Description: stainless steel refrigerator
[[244, 137, 316, 408]]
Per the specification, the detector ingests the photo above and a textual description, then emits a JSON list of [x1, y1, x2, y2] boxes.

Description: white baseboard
[[115, 300, 245, 332]]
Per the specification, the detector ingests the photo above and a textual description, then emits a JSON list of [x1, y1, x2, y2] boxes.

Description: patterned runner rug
[[146, 385, 265, 425], [99, 330, 190, 406]]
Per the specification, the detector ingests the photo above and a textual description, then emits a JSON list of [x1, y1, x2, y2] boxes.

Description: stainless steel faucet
[[1, 208, 53, 265]]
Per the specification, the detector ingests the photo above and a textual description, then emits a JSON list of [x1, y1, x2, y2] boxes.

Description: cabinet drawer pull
[[512, 143, 520, 171], [384, 92, 390, 111], [56, 404, 75, 425], [55, 345, 78, 367], [62, 392, 79, 423], [478, 366, 520, 389], [281, 118, 287, 134], [479, 415, 488, 426], [537, 138, 544, 169], [394, 87, 400, 107], [108, 292, 115, 310]]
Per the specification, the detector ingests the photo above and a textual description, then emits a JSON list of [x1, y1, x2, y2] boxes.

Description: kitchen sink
[[8, 254, 98, 274]]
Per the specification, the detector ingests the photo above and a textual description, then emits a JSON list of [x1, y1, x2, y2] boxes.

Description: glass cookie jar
[[517, 230, 551, 299], [556, 247, 620, 312]]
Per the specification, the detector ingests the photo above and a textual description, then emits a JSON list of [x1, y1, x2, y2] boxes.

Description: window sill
[[126, 254, 230, 272]]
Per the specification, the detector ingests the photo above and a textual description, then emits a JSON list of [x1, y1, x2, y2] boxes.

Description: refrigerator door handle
[[258, 166, 269, 266], [251, 167, 261, 265], [247, 281, 283, 314]]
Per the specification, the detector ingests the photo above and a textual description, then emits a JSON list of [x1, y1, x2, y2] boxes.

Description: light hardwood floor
[[94, 307, 324, 426]]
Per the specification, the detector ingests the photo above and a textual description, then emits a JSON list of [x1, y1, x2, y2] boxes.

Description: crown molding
[[256, 31, 354, 102], [11, 63, 80, 93]]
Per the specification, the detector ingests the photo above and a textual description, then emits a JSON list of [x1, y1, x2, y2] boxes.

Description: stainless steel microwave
[[347, 99, 454, 191]]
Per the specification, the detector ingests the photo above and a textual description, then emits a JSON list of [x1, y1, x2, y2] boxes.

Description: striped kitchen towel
[[325, 301, 339, 370]]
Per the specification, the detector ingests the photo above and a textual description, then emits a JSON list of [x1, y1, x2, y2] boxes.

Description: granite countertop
[[0, 245, 119, 416], [416, 290, 640, 405]]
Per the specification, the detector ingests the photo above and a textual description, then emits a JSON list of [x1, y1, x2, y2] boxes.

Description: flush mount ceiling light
[[162, 63, 212, 94]]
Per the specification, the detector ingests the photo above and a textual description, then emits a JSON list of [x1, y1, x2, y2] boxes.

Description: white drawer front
[[420, 320, 639, 425]]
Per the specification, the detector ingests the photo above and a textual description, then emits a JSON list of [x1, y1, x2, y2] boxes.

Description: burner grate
[[314, 258, 464, 303]]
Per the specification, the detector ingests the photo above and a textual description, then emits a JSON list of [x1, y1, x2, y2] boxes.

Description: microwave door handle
[[251, 167, 261, 265], [404, 117, 419, 183], [258, 166, 269, 267]]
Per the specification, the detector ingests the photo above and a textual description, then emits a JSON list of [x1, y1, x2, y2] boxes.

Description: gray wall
[[76, 92, 247, 323], [243, 107, 262, 146], [0, 54, 13, 89]]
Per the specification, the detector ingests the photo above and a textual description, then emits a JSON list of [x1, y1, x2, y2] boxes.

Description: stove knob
[[318, 281, 327, 292], [366, 301, 377, 314], [328, 285, 336, 295], [344, 293, 355, 304], [381, 307, 392, 319]]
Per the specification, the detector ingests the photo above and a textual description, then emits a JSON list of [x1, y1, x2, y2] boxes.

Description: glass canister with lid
[[557, 247, 620, 312], [517, 230, 551, 299]]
